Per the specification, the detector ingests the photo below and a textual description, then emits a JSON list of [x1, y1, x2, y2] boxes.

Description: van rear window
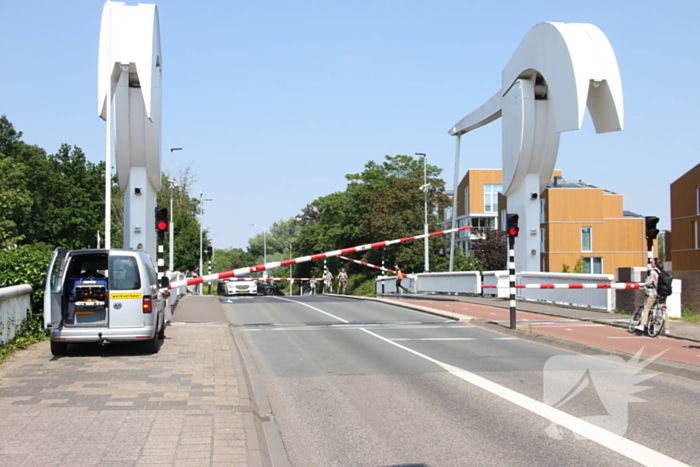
[[110, 257, 141, 290]]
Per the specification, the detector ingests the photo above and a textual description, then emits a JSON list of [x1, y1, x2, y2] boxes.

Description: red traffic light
[[645, 216, 659, 240], [506, 213, 519, 237], [155, 207, 168, 232]]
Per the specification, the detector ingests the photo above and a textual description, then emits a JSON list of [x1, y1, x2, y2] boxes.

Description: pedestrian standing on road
[[637, 258, 664, 332], [193, 266, 201, 294], [185, 269, 194, 294], [337, 268, 348, 294], [394, 265, 409, 294], [309, 276, 317, 295]]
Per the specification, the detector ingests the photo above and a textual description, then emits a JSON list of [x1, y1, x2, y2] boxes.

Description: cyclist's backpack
[[656, 269, 673, 298]]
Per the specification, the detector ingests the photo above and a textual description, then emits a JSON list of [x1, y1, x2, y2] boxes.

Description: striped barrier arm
[[482, 283, 644, 289], [169, 225, 473, 290], [338, 256, 396, 274]]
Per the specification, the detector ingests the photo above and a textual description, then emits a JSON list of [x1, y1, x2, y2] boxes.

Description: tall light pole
[[199, 191, 213, 288], [249, 224, 267, 265], [286, 242, 293, 295], [168, 148, 182, 272], [416, 153, 430, 272], [167, 178, 178, 272]]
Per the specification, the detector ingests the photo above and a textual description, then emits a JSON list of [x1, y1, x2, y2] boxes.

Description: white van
[[43, 248, 169, 355]]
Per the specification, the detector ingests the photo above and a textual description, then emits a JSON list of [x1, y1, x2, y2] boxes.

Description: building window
[[581, 227, 592, 252], [697, 187, 700, 215], [464, 187, 469, 215], [695, 221, 699, 250], [484, 184, 502, 213], [583, 257, 603, 274], [540, 228, 546, 253], [540, 198, 546, 223], [444, 206, 452, 222]]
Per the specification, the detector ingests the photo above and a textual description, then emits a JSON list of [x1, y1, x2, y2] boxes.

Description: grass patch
[[0, 313, 49, 364], [680, 307, 700, 325]]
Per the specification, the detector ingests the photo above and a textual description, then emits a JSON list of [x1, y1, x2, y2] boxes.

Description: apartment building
[[669, 163, 700, 271], [447, 169, 648, 274], [539, 175, 648, 275], [449, 169, 503, 256]]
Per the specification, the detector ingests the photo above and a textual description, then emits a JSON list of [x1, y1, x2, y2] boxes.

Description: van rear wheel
[[143, 334, 160, 354], [50, 340, 68, 356]]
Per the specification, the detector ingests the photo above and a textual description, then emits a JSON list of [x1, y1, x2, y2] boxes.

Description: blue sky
[[2, 0, 698, 251]]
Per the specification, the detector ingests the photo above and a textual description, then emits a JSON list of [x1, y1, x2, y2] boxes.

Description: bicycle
[[628, 298, 667, 337]]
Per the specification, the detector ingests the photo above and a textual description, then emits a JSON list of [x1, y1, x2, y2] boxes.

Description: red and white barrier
[[338, 256, 396, 274], [482, 283, 643, 289], [169, 225, 473, 290], [221, 277, 330, 281]]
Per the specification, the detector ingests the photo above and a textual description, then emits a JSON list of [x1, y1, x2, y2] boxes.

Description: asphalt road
[[220, 295, 700, 467]]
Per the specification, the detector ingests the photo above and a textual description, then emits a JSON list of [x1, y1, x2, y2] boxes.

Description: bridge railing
[[516, 272, 615, 311], [0, 285, 32, 345], [375, 270, 628, 312]]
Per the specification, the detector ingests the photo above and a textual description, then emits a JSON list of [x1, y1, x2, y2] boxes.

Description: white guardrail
[[0, 285, 32, 345], [375, 271, 684, 313], [166, 271, 187, 321], [517, 272, 615, 311]]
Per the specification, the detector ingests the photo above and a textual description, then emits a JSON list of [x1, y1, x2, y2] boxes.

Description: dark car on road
[[256, 281, 284, 296]]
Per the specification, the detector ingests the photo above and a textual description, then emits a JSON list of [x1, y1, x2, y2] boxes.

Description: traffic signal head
[[206, 246, 213, 257], [155, 207, 168, 232], [506, 213, 519, 237], [645, 216, 659, 240]]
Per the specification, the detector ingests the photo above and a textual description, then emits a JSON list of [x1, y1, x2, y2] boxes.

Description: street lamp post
[[286, 242, 293, 296], [249, 224, 267, 265], [167, 178, 178, 272], [416, 153, 430, 272], [199, 191, 213, 292], [168, 148, 182, 272]]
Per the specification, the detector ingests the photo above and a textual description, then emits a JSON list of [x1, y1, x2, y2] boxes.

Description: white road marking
[[493, 337, 518, 340], [275, 297, 349, 323], [360, 327, 689, 467], [276, 298, 689, 467]]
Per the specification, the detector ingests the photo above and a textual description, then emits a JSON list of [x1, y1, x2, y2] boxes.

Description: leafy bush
[[0, 243, 54, 313], [349, 275, 378, 296]]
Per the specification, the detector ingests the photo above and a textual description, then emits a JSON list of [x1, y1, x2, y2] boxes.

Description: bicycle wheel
[[647, 305, 665, 337], [628, 305, 643, 332]]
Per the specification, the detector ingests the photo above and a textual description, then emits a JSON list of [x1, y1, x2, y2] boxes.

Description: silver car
[[224, 275, 257, 296], [44, 248, 169, 355]]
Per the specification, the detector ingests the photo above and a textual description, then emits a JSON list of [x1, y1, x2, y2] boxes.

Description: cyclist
[[323, 268, 334, 294], [635, 258, 664, 332], [337, 268, 348, 294]]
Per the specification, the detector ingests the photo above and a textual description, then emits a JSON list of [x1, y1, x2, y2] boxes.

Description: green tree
[[292, 154, 454, 288], [156, 167, 208, 271], [38, 144, 105, 249], [0, 115, 47, 247]]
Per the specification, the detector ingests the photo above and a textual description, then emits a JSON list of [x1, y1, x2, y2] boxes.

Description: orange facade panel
[[671, 163, 700, 219], [670, 163, 700, 270], [456, 169, 502, 216]]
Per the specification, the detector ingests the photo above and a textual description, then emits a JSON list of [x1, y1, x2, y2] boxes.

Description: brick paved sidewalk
[[0, 321, 255, 467]]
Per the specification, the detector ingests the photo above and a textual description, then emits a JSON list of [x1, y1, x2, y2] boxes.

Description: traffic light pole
[[508, 234, 517, 330], [157, 231, 165, 279]]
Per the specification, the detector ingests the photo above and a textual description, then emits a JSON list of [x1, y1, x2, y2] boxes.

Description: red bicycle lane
[[391, 298, 700, 368]]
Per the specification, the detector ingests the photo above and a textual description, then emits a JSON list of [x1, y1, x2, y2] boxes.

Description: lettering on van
[[110, 293, 143, 300]]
